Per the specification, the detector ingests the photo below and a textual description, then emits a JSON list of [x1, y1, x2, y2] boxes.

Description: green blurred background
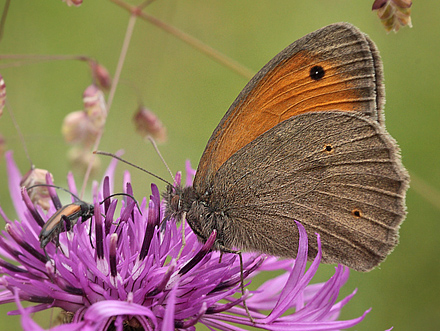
[[0, 0, 438, 330]]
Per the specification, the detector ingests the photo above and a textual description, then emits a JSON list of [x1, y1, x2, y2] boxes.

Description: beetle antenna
[[101, 192, 142, 215], [26, 184, 81, 202]]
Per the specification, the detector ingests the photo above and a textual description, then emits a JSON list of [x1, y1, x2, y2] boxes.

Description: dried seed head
[[90, 61, 112, 91], [20, 168, 54, 211], [133, 106, 167, 143], [83, 85, 107, 129], [62, 110, 98, 146], [372, 0, 412, 33]]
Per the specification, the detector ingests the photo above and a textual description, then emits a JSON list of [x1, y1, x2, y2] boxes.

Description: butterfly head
[[163, 184, 197, 222]]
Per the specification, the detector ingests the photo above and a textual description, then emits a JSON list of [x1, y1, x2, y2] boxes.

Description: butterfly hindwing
[[209, 111, 408, 271]]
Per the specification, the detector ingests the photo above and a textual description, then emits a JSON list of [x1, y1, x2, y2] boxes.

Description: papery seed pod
[[133, 106, 167, 143], [0, 75, 6, 117], [372, 0, 412, 32], [83, 85, 107, 129], [62, 110, 98, 146], [90, 61, 112, 91], [20, 168, 54, 211]]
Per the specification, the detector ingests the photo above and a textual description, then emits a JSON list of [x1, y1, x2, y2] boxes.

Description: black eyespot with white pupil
[[310, 65, 325, 80]]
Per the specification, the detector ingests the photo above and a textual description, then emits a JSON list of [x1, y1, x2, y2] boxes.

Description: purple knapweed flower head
[[0, 152, 370, 330]]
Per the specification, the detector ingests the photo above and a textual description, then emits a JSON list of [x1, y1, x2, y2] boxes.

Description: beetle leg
[[61, 214, 72, 232], [85, 216, 94, 249]]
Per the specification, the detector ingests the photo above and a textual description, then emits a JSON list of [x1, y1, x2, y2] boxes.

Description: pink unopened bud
[[90, 61, 112, 91], [372, 0, 412, 33], [62, 110, 98, 146], [0, 74, 6, 117], [83, 85, 107, 129], [20, 168, 54, 211], [133, 107, 167, 143]]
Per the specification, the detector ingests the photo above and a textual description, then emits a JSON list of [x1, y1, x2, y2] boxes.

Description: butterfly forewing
[[195, 23, 385, 193]]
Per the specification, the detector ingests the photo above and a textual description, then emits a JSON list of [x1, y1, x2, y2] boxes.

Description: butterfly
[[163, 22, 409, 272]]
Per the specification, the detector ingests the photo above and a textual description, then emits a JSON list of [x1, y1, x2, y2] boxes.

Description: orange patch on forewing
[[197, 50, 365, 183]]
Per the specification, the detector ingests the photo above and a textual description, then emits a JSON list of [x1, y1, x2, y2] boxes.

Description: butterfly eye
[[352, 209, 362, 218], [171, 195, 181, 211], [309, 65, 325, 80]]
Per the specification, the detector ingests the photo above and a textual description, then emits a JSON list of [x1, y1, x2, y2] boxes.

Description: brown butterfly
[[164, 22, 409, 272]]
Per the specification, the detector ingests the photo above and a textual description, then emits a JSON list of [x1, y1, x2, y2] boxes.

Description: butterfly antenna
[[146, 135, 174, 181], [94, 151, 173, 186]]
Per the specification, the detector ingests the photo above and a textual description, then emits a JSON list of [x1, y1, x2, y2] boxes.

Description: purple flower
[[0, 151, 370, 330]]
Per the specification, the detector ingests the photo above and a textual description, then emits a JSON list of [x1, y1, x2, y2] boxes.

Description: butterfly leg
[[176, 212, 187, 259], [238, 251, 255, 323], [216, 243, 255, 323]]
